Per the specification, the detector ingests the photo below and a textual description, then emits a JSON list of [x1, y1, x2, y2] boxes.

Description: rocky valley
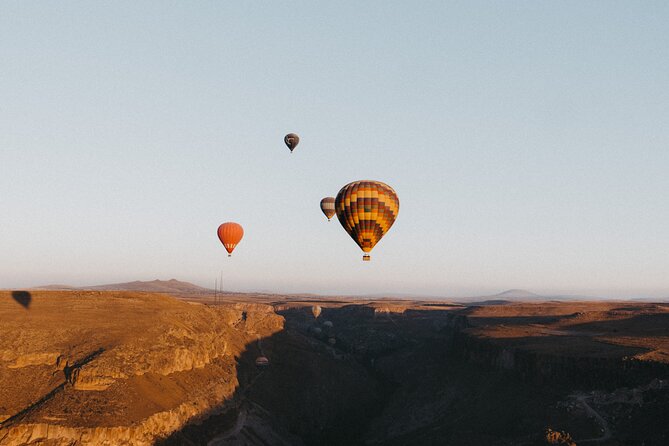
[[1, 289, 668, 445]]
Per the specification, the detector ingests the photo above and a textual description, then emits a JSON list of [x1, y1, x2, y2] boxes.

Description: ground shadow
[[155, 308, 382, 445], [0, 348, 105, 429], [567, 313, 669, 337], [11, 291, 31, 309], [155, 302, 669, 445]]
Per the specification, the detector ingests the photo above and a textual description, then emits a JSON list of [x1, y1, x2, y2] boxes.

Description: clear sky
[[1, 1, 668, 298]]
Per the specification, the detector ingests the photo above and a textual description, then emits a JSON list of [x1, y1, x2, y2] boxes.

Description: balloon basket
[[363, 254, 371, 261]]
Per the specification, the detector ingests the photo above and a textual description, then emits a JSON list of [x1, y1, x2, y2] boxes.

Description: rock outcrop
[[3, 293, 668, 445], [0, 291, 283, 445]]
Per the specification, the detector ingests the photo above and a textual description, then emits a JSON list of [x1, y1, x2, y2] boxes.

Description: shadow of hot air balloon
[[11, 291, 32, 309]]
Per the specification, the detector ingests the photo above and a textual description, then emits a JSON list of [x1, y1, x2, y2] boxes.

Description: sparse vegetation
[[545, 428, 577, 445]]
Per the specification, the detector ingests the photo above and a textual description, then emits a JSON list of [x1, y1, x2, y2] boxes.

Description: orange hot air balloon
[[335, 180, 399, 261], [284, 133, 299, 152], [217, 222, 244, 257], [320, 197, 336, 221]]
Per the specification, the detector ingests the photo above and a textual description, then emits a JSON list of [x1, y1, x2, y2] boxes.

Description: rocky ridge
[[0, 291, 282, 445], [2, 293, 669, 445]]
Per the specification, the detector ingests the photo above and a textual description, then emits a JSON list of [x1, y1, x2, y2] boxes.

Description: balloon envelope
[[217, 222, 244, 256], [284, 133, 300, 152], [320, 197, 336, 221], [335, 180, 399, 261]]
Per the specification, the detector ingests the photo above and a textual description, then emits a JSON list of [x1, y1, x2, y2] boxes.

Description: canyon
[[1, 289, 668, 445]]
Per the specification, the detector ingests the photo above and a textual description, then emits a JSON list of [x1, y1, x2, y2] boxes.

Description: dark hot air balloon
[[320, 197, 336, 221], [284, 133, 300, 152], [335, 180, 399, 261], [217, 222, 244, 257]]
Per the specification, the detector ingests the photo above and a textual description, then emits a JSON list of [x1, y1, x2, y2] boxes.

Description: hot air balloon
[[335, 180, 399, 261], [284, 133, 299, 152], [255, 356, 270, 367], [217, 222, 244, 257], [320, 197, 336, 221], [312, 305, 322, 319]]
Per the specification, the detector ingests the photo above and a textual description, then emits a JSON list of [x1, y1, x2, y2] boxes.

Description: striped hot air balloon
[[217, 222, 244, 257], [320, 197, 336, 221], [335, 180, 399, 261]]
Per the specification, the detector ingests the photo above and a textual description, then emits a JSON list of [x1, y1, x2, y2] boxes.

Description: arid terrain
[[1, 284, 668, 445]]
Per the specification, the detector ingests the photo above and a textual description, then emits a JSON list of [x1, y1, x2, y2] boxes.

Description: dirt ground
[[1, 290, 668, 445]]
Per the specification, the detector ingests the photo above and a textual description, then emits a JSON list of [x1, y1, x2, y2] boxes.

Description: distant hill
[[33, 279, 212, 295], [456, 289, 544, 304], [33, 284, 77, 290], [633, 297, 669, 303], [493, 289, 542, 300], [360, 292, 447, 300], [467, 299, 513, 306], [458, 289, 605, 304], [27, 282, 619, 302], [85, 279, 211, 294]]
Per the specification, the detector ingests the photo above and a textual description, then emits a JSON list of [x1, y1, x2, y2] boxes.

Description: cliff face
[[274, 302, 669, 445], [441, 303, 669, 390], [450, 330, 669, 389], [0, 291, 283, 446], [2, 294, 668, 445]]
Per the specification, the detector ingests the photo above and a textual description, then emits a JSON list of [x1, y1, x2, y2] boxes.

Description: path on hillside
[[0, 349, 104, 430], [206, 406, 248, 445], [206, 337, 268, 445], [257, 335, 266, 357], [572, 394, 612, 443]]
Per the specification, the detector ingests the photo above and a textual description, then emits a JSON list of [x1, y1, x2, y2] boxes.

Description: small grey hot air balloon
[[320, 197, 336, 221], [284, 133, 300, 152]]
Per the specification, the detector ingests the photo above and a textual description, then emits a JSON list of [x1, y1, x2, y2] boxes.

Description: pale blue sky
[[1, 1, 668, 298]]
